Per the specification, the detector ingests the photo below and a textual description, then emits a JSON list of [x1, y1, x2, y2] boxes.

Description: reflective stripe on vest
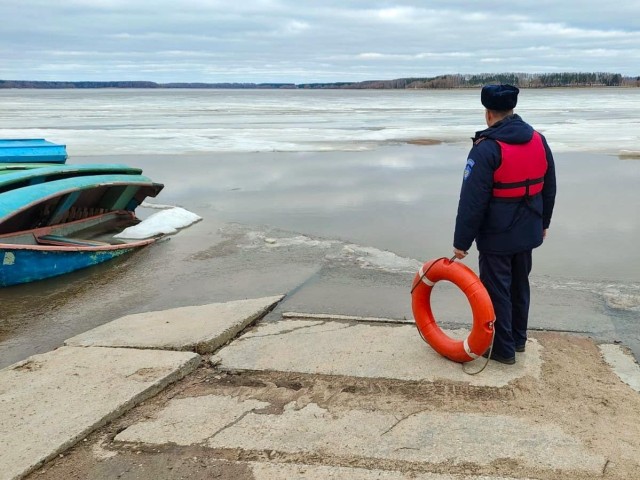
[[493, 131, 547, 199]]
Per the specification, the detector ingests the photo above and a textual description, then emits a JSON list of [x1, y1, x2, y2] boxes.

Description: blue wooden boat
[[0, 173, 163, 235], [0, 211, 156, 287], [0, 138, 167, 286], [0, 139, 67, 164]]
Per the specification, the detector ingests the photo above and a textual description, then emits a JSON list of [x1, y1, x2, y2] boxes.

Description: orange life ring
[[411, 258, 495, 363]]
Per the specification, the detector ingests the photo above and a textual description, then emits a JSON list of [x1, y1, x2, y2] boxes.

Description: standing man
[[453, 84, 556, 365]]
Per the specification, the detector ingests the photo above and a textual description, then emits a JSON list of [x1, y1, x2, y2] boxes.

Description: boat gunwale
[[0, 164, 144, 189], [0, 211, 158, 251], [0, 173, 162, 225]]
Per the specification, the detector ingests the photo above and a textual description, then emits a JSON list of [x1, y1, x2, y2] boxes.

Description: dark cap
[[481, 84, 519, 111]]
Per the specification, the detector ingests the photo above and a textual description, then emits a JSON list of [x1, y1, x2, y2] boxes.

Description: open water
[[0, 88, 639, 367]]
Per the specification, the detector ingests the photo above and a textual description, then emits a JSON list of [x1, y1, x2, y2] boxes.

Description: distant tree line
[[1, 73, 638, 90], [161, 82, 296, 89], [0, 80, 161, 89], [299, 72, 633, 89], [0, 80, 296, 89]]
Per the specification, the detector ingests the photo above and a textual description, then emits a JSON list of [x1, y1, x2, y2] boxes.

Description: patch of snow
[[115, 207, 201, 239]]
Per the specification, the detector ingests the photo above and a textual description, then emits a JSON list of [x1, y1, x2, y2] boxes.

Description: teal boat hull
[[0, 245, 135, 286], [0, 212, 157, 287]]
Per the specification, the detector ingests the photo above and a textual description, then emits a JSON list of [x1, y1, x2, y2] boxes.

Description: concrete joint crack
[[381, 408, 429, 437], [208, 408, 262, 440], [249, 321, 350, 339]]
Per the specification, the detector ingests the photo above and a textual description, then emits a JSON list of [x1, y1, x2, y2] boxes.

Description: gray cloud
[[1, 1, 639, 82]]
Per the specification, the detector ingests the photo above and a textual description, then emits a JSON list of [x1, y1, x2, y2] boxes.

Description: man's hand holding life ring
[[453, 248, 468, 260]]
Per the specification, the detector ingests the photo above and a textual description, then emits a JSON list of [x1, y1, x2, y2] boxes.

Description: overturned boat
[[0, 138, 68, 164]]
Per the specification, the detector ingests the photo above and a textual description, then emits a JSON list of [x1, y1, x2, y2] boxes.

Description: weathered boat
[[0, 211, 155, 287], [0, 173, 163, 233], [0, 173, 164, 286]]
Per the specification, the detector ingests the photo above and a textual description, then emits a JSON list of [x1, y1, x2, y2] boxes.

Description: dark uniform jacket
[[454, 114, 556, 255]]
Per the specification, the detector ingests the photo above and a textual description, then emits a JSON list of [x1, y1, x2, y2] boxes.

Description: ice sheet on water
[[4, 89, 640, 155], [114, 207, 202, 239], [243, 231, 338, 249], [228, 225, 640, 312], [532, 277, 640, 313], [602, 290, 640, 312], [231, 226, 424, 274], [337, 244, 423, 273]]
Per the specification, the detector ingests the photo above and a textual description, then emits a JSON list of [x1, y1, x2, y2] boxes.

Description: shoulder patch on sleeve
[[463, 158, 475, 181]]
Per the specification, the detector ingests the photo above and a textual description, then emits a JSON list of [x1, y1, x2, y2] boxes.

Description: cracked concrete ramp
[[0, 346, 199, 480], [65, 295, 283, 353], [248, 462, 526, 479], [213, 320, 542, 387], [114, 395, 604, 476], [116, 395, 271, 446]]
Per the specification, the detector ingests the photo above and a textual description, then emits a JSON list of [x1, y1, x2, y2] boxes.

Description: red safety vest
[[493, 131, 547, 200]]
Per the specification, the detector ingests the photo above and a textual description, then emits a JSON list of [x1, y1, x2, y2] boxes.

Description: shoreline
[[1, 145, 639, 371]]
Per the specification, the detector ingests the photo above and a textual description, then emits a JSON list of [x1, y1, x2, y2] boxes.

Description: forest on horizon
[[1, 72, 638, 90]]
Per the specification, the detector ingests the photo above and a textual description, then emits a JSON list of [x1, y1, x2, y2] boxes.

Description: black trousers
[[479, 250, 533, 358]]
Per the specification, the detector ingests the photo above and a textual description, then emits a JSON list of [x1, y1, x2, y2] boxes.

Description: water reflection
[[2, 143, 639, 367]]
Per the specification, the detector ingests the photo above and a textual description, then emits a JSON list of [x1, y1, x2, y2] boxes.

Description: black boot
[[482, 351, 516, 365]]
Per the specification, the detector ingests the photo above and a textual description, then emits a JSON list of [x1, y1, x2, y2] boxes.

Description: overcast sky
[[2, 0, 639, 83]]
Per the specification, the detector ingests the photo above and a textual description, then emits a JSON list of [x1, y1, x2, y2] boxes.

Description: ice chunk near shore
[[115, 207, 202, 239], [602, 289, 640, 312], [140, 201, 179, 210], [339, 244, 423, 273]]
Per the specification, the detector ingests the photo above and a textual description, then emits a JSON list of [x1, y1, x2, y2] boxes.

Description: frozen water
[[1, 88, 638, 155]]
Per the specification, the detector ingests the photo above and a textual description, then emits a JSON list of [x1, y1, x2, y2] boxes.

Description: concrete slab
[[282, 311, 412, 324], [115, 395, 604, 474], [65, 295, 284, 354], [0, 346, 200, 480], [599, 344, 640, 392], [115, 395, 270, 446], [249, 462, 524, 479], [222, 403, 604, 473], [213, 320, 542, 387]]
